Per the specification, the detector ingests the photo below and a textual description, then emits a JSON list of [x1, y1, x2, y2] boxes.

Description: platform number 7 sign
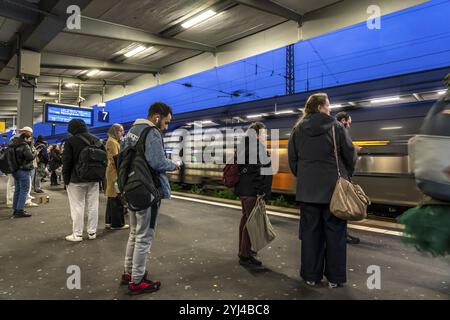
[[98, 110, 110, 123]]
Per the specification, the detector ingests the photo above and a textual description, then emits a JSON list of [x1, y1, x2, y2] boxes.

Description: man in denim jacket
[[120, 102, 180, 295]]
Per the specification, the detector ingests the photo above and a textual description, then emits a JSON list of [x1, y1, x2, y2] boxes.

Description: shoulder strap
[[135, 126, 155, 152], [77, 134, 93, 147], [331, 125, 341, 178]]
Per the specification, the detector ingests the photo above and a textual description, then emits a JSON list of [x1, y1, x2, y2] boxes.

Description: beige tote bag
[[245, 195, 276, 251], [330, 126, 370, 221]]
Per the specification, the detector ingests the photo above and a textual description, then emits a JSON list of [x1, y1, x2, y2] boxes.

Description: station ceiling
[[0, 0, 429, 125]]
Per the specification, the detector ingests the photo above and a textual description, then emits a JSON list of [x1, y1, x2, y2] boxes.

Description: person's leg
[[124, 211, 137, 274], [6, 174, 14, 206], [110, 197, 125, 228], [50, 171, 57, 185], [66, 183, 86, 237], [323, 205, 347, 285], [131, 204, 158, 284], [30, 168, 35, 191], [85, 182, 99, 236], [299, 203, 325, 283], [26, 169, 34, 204], [34, 167, 42, 191], [239, 196, 257, 257], [12, 173, 20, 211], [15, 170, 30, 212], [105, 197, 113, 226]]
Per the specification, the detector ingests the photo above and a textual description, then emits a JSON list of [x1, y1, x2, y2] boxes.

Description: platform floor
[[0, 176, 449, 300]]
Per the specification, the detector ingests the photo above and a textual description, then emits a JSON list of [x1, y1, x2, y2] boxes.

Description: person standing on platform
[[63, 119, 105, 242], [288, 93, 356, 288], [6, 127, 38, 208], [49, 144, 62, 186], [234, 122, 273, 268], [10, 132, 36, 218], [335, 111, 361, 245], [120, 102, 180, 295], [34, 135, 48, 193], [104, 123, 129, 230]]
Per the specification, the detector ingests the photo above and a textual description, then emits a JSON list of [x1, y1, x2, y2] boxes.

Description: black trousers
[[105, 197, 125, 228], [299, 203, 347, 284], [50, 171, 58, 185]]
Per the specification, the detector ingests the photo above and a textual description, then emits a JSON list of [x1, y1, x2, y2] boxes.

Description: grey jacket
[[123, 119, 176, 199], [288, 113, 356, 204]]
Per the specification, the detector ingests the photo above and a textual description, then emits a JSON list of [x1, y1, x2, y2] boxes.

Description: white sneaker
[[29, 196, 35, 200], [328, 282, 343, 288], [65, 234, 83, 242], [26, 202, 39, 207], [111, 224, 130, 230], [88, 233, 96, 240]]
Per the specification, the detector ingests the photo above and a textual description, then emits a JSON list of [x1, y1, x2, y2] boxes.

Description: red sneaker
[[120, 271, 147, 286], [120, 273, 132, 286], [128, 279, 161, 295]]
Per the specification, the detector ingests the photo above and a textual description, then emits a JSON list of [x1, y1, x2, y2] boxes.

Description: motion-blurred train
[[163, 100, 434, 211], [45, 67, 450, 214]]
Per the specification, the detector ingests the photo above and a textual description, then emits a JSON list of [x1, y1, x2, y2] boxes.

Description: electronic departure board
[[44, 103, 94, 126]]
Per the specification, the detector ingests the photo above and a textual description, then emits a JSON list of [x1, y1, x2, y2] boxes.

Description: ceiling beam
[[41, 52, 160, 74], [233, 0, 303, 22], [62, 16, 216, 53], [0, 0, 41, 25], [20, 0, 94, 51], [0, 0, 94, 79]]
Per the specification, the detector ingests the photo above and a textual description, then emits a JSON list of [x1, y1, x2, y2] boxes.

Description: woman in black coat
[[234, 122, 273, 268], [288, 93, 356, 288]]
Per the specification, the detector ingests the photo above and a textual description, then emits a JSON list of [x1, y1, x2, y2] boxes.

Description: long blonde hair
[[107, 123, 124, 141], [295, 93, 329, 127]]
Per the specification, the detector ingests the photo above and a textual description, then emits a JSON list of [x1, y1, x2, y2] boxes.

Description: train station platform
[[0, 177, 449, 300]]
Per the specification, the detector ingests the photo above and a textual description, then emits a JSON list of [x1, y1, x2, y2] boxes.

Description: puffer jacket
[[9, 138, 35, 171]]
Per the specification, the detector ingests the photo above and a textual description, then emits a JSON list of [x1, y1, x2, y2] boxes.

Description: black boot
[[13, 210, 32, 218]]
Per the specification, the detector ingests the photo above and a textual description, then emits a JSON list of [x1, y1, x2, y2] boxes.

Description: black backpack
[[0, 146, 18, 174], [75, 135, 107, 181], [114, 126, 161, 211]]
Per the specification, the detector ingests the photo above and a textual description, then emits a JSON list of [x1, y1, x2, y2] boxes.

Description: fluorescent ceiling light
[[48, 92, 56, 96], [124, 45, 147, 58], [437, 90, 447, 95], [370, 97, 401, 104], [65, 83, 77, 88], [380, 126, 403, 130], [36, 99, 42, 102], [201, 120, 214, 124], [86, 69, 100, 77], [275, 110, 294, 115], [181, 10, 217, 29], [329, 104, 342, 109], [247, 114, 264, 119]]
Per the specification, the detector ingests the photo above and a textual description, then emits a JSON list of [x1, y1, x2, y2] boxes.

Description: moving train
[[163, 99, 434, 211]]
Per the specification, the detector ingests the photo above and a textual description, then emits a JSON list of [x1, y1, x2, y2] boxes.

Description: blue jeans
[[13, 170, 31, 211]]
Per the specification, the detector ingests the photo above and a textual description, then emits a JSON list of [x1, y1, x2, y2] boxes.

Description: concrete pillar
[[17, 78, 35, 130]]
